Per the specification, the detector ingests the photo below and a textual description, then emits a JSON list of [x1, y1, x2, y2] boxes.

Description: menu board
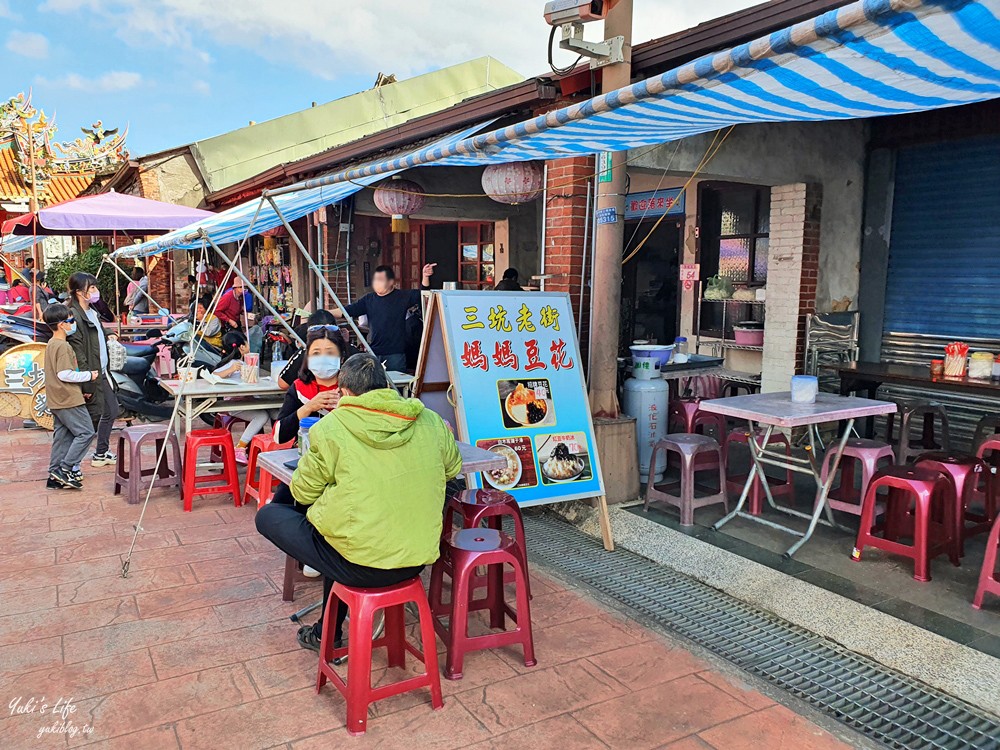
[[426, 291, 605, 508]]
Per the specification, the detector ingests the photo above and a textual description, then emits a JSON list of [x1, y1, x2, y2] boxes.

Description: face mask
[[65, 322, 77, 336], [309, 355, 341, 379], [88, 290, 101, 304]]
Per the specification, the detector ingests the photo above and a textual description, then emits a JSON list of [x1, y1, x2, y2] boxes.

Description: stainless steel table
[[160, 376, 285, 435], [257, 442, 506, 487], [699, 391, 896, 557]]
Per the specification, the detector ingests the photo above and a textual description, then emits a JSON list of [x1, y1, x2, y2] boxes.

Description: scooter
[[111, 345, 175, 423]]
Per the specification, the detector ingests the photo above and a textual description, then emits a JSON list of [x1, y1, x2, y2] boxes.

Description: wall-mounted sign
[[680, 263, 700, 291], [596, 207, 618, 225], [0, 342, 52, 429], [597, 152, 613, 183], [624, 188, 685, 220]]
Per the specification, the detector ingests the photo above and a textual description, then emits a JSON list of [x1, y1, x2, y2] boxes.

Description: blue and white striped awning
[[0, 234, 44, 255], [122, 0, 1000, 257]]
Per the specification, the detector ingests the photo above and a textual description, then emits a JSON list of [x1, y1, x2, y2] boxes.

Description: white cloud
[[38, 70, 142, 92], [6, 30, 49, 59], [39, 0, 760, 81], [192, 79, 211, 96], [0, 1, 15, 19]]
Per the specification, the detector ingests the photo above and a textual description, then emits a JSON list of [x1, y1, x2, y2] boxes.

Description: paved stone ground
[[0, 423, 854, 749]]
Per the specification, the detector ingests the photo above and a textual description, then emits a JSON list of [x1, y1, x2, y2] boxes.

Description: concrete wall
[[628, 120, 868, 311]]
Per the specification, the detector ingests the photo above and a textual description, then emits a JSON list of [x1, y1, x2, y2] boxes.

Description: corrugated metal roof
[[0, 144, 95, 206]]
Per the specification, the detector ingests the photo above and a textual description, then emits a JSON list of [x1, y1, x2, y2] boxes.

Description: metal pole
[[589, 0, 632, 417], [206, 236, 303, 347]]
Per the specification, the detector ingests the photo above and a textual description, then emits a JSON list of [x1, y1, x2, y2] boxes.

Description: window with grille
[[458, 222, 495, 290]]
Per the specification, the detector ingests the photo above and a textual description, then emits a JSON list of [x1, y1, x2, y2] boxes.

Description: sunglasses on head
[[63, 317, 75, 325]]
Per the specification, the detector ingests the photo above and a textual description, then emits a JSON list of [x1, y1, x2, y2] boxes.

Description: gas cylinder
[[622, 375, 670, 483]]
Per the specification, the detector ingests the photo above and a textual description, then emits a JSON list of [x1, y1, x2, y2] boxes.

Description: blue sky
[[1, 0, 753, 157]]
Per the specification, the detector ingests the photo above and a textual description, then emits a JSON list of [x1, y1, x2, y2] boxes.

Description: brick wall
[[542, 155, 593, 357], [761, 183, 822, 392]]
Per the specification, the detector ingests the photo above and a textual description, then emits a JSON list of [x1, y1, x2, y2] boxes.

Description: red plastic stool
[[210, 413, 250, 459], [182, 428, 243, 512], [443, 489, 530, 598], [851, 466, 959, 582], [973, 515, 1000, 609], [315, 578, 442, 735], [669, 398, 728, 470], [971, 436, 1000, 540], [915, 451, 989, 558], [821, 438, 895, 516], [113, 424, 183, 505], [428, 528, 535, 680], [724, 429, 793, 516], [243, 433, 291, 507], [645, 434, 727, 525]]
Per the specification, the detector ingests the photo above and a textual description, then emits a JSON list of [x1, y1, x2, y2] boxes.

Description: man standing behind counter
[[333, 263, 434, 372]]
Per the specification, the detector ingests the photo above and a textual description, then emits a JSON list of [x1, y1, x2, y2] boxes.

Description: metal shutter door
[[883, 136, 1000, 338]]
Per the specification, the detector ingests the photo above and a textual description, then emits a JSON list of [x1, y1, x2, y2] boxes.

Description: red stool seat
[[971, 436, 1000, 540], [243, 433, 291, 507], [821, 438, 895, 516], [428, 528, 535, 680], [852, 465, 960, 582], [915, 451, 989, 558], [182, 428, 243, 512], [973, 515, 1000, 609], [315, 578, 442, 735], [113, 424, 183, 505], [724, 429, 793, 516], [443, 489, 530, 598], [645, 434, 727, 525]]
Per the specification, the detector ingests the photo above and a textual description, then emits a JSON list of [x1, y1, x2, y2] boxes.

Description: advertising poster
[[435, 291, 604, 507]]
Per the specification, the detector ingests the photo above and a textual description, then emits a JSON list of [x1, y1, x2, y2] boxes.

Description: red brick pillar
[[761, 183, 822, 391], [542, 155, 594, 361]]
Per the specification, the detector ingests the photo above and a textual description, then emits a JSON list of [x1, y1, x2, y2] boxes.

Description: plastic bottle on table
[[298, 416, 320, 456]]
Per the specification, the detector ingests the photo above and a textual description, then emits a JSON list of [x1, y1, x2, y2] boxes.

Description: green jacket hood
[[334, 388, 425, 449]]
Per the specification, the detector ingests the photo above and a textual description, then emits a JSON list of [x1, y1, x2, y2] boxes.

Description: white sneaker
[[302, 565, 321, 578], [91, 451, 117, 467]]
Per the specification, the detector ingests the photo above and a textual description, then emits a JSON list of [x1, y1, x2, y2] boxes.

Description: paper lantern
[[373, 177, 426, 232], [481, 161, 544, 205]]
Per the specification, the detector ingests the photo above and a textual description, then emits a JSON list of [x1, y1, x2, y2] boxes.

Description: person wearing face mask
[[67, 272, 120, 467], [277, 309, 337, 391], [273, 325, 349, 444], [332, 263, 434, 373], [41, 304, 98, 490]]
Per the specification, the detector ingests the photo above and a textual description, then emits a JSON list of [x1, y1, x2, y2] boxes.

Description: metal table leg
[[713, 422, 773, 530]]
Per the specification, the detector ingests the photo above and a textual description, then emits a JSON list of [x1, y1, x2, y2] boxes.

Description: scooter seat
[[121, 343, 157, 358], [121, 356, 152, 375]]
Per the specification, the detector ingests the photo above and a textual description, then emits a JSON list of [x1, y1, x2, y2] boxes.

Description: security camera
[[543, 0, 618, 26]]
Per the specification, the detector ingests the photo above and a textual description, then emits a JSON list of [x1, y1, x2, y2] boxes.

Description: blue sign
[[436, 291, 605, 507], [596, 207, 618, 225], [624, 188, 685, 220]]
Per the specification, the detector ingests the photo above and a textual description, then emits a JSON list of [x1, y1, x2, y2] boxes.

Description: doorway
[[422, 223, 459, 289], [621, 218, 682, 354]]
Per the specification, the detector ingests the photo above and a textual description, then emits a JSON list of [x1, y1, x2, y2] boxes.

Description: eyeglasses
[[308, 324, 341, 333]]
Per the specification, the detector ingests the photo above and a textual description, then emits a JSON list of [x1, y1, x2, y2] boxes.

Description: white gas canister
[[622, 376, 670, 483]]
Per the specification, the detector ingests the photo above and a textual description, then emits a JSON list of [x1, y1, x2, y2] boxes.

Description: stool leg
[[716, 447, 728, 513], [315, 588, 340, 692], [384, 604, 406, 669], [486, 558, 505, 630], [114, 435, 126, 496], [973, 518, 1000, 609], [509, 510, 531, 599], [258, 469, 274, 509], [913, 489, 932, 582], [428, 558, 446, 617], [445, 555, 473, 680], [413, 588, 444, 709], [511, 554, 536, 668], [680, 451, 695, 526], [182, 444, 197, 512], [345, 597, 375, 736]]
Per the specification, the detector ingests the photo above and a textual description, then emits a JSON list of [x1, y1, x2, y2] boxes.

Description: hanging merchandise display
[[373, 177, 425, 233], [246, 236, 294, 313], [481, 161, 544, 205]]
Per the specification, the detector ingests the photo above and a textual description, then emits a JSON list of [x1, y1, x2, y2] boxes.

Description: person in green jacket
[[255, 352, 462, 652]]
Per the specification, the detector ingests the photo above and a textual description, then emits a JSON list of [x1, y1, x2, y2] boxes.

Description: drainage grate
[[523, 514, 1000, 750]]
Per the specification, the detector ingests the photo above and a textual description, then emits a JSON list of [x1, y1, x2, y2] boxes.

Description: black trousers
[[255, 483, 423, 639]]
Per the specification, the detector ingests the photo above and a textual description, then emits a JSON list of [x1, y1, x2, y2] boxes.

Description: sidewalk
[[0, 424, 853, 749]]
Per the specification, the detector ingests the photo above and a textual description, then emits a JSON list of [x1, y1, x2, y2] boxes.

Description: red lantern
[[481, 161, 544, 205], [373, 177, 426, 233]]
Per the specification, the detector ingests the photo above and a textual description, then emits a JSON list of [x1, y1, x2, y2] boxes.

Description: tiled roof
[[0, 143, 95, 205]]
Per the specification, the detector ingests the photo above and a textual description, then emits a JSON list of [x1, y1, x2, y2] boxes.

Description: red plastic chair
[[821, 438, 895, 515], [852, 466, 959, 582], [724, 428, 794, 516], [915, 451, 989, 558], [443, 489, 530, 597], [243, 433, 292, 507], [182, 428, 243, 512], [428, 528, 535, 680], [315, 578, 442, 735], [973, 516, 1000, 610]]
